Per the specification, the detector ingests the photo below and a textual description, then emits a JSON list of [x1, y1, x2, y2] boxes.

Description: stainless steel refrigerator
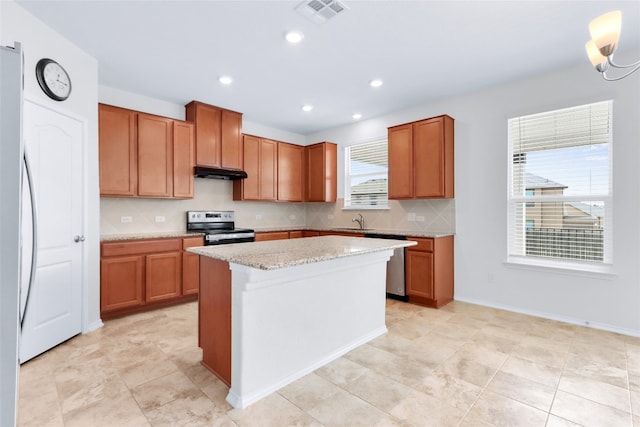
[[0, 41, 23, 427]]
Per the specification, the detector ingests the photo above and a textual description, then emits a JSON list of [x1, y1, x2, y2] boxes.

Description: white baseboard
[[82, 319, 103, 334], [454, 296, 640, 338]]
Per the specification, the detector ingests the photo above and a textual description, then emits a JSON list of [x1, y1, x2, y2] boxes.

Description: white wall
[[1, 1, 101, 333], [309, 49, 640, 336]]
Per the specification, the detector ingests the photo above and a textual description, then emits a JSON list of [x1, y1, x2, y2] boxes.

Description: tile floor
[[18, 299, 640, 427]]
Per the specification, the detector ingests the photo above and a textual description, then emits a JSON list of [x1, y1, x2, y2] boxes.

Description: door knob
[[73, 235, 85, 242]]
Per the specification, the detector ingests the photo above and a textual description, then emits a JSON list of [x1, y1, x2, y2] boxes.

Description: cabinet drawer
[[406, 237, 434, 252], [102, 238, 182, 257], [183, 236, 204, 249]]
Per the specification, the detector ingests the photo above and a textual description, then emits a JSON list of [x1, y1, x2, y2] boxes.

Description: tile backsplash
[[306, 199, 455, 233], [100, 179, 455, 235]]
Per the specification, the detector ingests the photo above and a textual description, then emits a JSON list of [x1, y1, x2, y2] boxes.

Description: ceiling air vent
[[295, 0, 349, 24]]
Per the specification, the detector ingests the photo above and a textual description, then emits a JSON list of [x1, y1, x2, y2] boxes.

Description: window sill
[[342, 206, 390, 211], [504, 256, 616, 279]]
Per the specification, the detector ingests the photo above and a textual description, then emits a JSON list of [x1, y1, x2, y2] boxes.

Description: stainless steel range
[[186, 211, 255, 245]]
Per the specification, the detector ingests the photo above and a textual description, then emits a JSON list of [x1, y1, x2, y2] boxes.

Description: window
[[344, 139, 388, 209], [507, 101, 612, 268]]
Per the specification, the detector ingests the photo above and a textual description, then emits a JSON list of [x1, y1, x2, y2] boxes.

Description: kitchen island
[[188, 235, 416, 409]]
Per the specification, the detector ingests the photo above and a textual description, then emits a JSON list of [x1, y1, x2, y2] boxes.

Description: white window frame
[[506, 101, 613, 274], [343, 138, 389, 210]]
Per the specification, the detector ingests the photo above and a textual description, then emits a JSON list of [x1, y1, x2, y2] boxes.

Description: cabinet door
[[182, 237, 203, 295], [289, 231, 304, 239], [99, 104, 137, 196], [277, 142, 304, 201], [137, 113, 173, 197], [260, 139, 278, 201], [221, 109, 243, 170], [237, 135, 260, 200], [188, 102, 221, 167], [146, 252, 182, 302], [414, 117, 445, 198], [405, 249, 434, 300], [388, 124, 413, 199], [302, 230, 320, 237], [306, 142, 336, 202], [173, 121, 194, 198], [100, 255, 144, 312]]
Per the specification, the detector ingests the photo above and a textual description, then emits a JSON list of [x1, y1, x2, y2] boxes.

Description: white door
[[19, 99, 84, 363]]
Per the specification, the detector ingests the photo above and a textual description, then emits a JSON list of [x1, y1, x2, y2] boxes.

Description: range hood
[[194, 166, 248, 180]]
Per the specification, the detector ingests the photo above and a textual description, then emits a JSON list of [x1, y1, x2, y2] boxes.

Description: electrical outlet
[[416, 215, 425, 222], [256, 214, 263, 220], [121, 216, 133, 223], [155, 216, 165, 223], [407, 213, 416, 222]]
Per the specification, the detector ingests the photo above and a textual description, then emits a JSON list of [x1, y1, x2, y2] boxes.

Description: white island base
[[191, 236, 416, 409], [227, 250, 391, 408]]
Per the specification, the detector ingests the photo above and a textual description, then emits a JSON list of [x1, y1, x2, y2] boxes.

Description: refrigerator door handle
[[20, 153, 37, 331]]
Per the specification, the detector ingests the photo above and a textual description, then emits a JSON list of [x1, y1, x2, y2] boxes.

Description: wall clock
[[35, 58, 71, 101]]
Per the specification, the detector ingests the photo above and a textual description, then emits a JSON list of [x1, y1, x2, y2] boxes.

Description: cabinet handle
[[74, 235, 85, 243]]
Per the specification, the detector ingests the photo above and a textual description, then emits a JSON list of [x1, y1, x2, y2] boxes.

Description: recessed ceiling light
[[369, 79, 383, 88], [285, 31, 304, 43], [219, 76, 233, 85], [352, 113, 362, 120], [301, 104, 313, 112]]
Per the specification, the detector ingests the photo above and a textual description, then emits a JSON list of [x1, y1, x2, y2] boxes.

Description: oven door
[[205, 232, 255, 245]]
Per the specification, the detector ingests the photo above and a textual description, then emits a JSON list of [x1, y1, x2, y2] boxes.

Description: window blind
[[508, 101, 612, 264], [344, 139, 388, 208]]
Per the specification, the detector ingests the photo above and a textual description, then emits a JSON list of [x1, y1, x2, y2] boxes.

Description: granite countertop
[[101, 232, 204, 242], [187, 235, 416, 270], [100, 227, 453, 242], [253, 226, 454, 238]]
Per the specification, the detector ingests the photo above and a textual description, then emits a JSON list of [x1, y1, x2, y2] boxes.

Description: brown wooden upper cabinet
[[305, 142, 337, 202], [99, 104, 137, 196], [233, 135, 277, 201], [98, 104, 194, 199], [388, 115, 454, 199], [185, 101, 243, 170], [277, 142, 304, 202]]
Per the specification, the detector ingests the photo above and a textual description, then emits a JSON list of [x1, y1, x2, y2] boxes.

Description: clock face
[[36, 58, 72, 101]]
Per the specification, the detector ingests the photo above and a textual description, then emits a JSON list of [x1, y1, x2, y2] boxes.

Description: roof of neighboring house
[[351, 178, 387, 195], [525, 173, 567, 190], [565, 202, 605, 219]]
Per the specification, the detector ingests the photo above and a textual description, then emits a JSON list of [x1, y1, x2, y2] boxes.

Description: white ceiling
[[16, 1, 640, 135]]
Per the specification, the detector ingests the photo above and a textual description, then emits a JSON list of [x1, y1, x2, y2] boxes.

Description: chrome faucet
[[352, 213, 365, 230]]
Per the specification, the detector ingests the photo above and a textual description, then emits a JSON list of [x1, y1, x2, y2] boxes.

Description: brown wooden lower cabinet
[[288, 230, 304, 239], [100, 236, 201, 319], [302, 230, 320, 237], [405, 236, 454, 308]]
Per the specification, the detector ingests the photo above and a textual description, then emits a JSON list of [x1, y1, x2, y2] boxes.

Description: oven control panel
[[187, 211, 234, 223]]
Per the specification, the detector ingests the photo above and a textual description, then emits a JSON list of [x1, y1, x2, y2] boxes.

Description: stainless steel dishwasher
[[364, 233, 408, 301]]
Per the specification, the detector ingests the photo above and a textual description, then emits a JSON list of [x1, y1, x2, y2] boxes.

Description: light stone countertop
[[101, 232, 204, 242], [100, 228, 453, 242], [253, 227, 454, 238], [187, 235, 416, 270]]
